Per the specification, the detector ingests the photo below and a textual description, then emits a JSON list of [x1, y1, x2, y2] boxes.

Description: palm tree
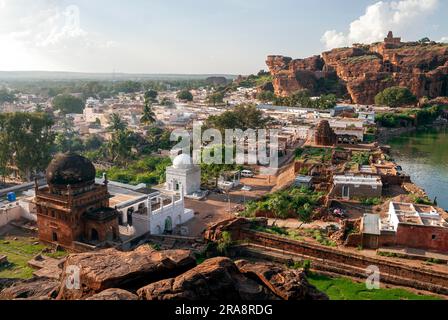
[[140, 100, 156, 126], [108, 113, 127, 132]]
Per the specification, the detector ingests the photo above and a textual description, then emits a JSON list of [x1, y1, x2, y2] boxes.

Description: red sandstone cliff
[[266, 37, 448, 104]]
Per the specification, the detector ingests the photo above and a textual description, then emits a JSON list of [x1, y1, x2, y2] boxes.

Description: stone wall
[[237, 229, 448, 292]]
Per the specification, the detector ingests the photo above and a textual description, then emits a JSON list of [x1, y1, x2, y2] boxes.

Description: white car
[[241, 185, 253, 191], [241, 170, 254, 178]]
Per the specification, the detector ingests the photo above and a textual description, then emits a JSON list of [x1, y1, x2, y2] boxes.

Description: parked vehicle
[[241, 170, 254, 178]]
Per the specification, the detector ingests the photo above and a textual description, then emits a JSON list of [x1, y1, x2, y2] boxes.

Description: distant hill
[[266, 33, 448, 104], [0, 71, 238, 81]]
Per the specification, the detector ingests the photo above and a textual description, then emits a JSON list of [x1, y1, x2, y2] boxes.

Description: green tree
[[177, 90, 193, 102], [375, 87, 417, 108], [53, 94, 85, 114], [108, 113, 127, 132], [144, 89, 158, 102], [0, 113, 55, 181], [140, 100, 157, 125], [0, 89, 16, 104], [257, 91, 275, 103], [207, 92, 224, 106]]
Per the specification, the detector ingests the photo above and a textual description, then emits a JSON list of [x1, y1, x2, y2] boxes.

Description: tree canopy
[[0, 112, 55, 181], [374, 86, 417, 108], [0, 89, 16, 104], [177, 90, 193, 102], [52, 94, 85, 114], [205, 104, 272, 131]]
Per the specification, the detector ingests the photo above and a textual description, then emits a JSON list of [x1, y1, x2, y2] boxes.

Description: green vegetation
[[205, 104, 272, 132], [307, 273, 441, 300], [376, 105, 447, 128], [303, 229, 337, 247], [350, 151, 371, 166], [375, 86, 417, 108], [0, 89, 16, 104], [144, 89, 158, 102], [360, 197, 382, 206], [100, 156, 172, 186], [177, 90, 194, 101], [243, 187, 323, 224], [0, 237, 67, 279], [216, 231, 233, 255], [0, 112, 55, 181], [345, 55, 381, 64], [295, 147, 332, 163], [274, 90, 337, 110], [257, 91, 276, 103], [140, 100, 157, 125], [206, 91, 225, 106], [52, 94, 85, 114]]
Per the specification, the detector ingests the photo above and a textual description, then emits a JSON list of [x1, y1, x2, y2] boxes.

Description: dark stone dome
[[46, 153, 96, 187]]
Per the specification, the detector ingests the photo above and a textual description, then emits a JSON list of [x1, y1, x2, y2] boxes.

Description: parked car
[[241, 185, 253, 191], [241, 170, 254, 178]]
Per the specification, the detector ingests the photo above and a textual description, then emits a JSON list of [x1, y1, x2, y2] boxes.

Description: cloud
[[0, 0, 117, 71], [321, 0, 439, 49], [440, 37, 448, 43]]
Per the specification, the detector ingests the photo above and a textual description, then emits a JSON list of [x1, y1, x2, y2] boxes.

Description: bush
[[375, 86, 417, 108]]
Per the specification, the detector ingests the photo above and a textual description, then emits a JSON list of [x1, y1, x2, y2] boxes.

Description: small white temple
[[165, 154, 202, 197]]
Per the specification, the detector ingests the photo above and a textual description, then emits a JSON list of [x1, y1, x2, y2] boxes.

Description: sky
[[0, 0, 447, 75]]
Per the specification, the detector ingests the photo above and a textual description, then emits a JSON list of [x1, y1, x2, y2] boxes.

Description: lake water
[[388, 127, 448, 210]]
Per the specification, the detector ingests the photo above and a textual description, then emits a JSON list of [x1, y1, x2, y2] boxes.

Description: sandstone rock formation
[[137, 257, 278, 300], [0, 277, 59, 300], [266, 34, 448, 104], [57, 246, 196, 300], [85, 288, 138, 300], [235, 260, 329, 300]]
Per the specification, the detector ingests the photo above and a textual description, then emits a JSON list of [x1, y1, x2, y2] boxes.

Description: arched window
[[91, 228, 99, 241]]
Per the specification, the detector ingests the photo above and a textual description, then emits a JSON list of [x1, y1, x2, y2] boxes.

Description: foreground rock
[[57, 246, 196, 300], [85, 288, 138, 300], [0, 277, 59, 300], [137, 257, 278, 300], [236, 260, 329, 300]]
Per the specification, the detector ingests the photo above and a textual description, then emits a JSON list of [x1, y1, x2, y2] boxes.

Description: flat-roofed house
[[331, 174, 383, 199]]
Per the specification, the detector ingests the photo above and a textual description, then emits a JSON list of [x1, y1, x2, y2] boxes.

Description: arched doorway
[[177, 215, 182, 225], [52, 232, 58, 242], [91, 228, 99, 241], [164, 216, 173, 234]]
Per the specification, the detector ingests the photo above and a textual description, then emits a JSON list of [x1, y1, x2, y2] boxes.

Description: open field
[[0, 236, 67, 279], [307, 273, 442, 300]]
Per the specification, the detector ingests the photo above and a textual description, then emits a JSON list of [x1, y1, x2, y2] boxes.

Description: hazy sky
[[0, 0, 447, 74]]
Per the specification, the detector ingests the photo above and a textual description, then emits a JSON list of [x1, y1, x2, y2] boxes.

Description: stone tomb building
[[34, 153, 120, 249]]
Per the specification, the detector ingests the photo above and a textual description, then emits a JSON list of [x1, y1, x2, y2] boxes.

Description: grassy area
[[308, 273, 441, 300], [0, 237, 67, 279], [295, 147, 332, 163]]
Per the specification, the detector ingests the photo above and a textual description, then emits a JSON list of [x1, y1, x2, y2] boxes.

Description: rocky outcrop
[[85, 288, 138, 300], [203, 218, 263, 242], [0, 278, 59, 300], [235, 260, 329, 300], [266, 37, 448, 104], [57, 246, 196, 300], [137, 257, 278, 300]]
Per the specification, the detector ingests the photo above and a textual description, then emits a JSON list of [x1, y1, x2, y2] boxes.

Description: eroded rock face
[[57, 246, 196, 300], [0, 278, 59, 300], [235, 260, 329, 300], [85, 288, 138, 300], [137, 257, 278, 301], [266, 41, 448, 104]]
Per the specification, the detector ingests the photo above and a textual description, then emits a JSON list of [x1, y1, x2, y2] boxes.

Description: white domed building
[[165, 154, 201, 197]]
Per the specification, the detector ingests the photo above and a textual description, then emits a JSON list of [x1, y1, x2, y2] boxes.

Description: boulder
[[0, 277, 59, 300], [85, 288, 138, 300], [57, 246, 196, 300], [137, 257, 278, 301], [235, 260, 329, 300]]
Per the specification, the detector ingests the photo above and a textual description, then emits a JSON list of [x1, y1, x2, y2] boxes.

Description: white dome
[[172, 154, 193, 169]]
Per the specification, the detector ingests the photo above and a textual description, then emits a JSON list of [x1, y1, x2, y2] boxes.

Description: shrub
[[375, 86, 417, 108]]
